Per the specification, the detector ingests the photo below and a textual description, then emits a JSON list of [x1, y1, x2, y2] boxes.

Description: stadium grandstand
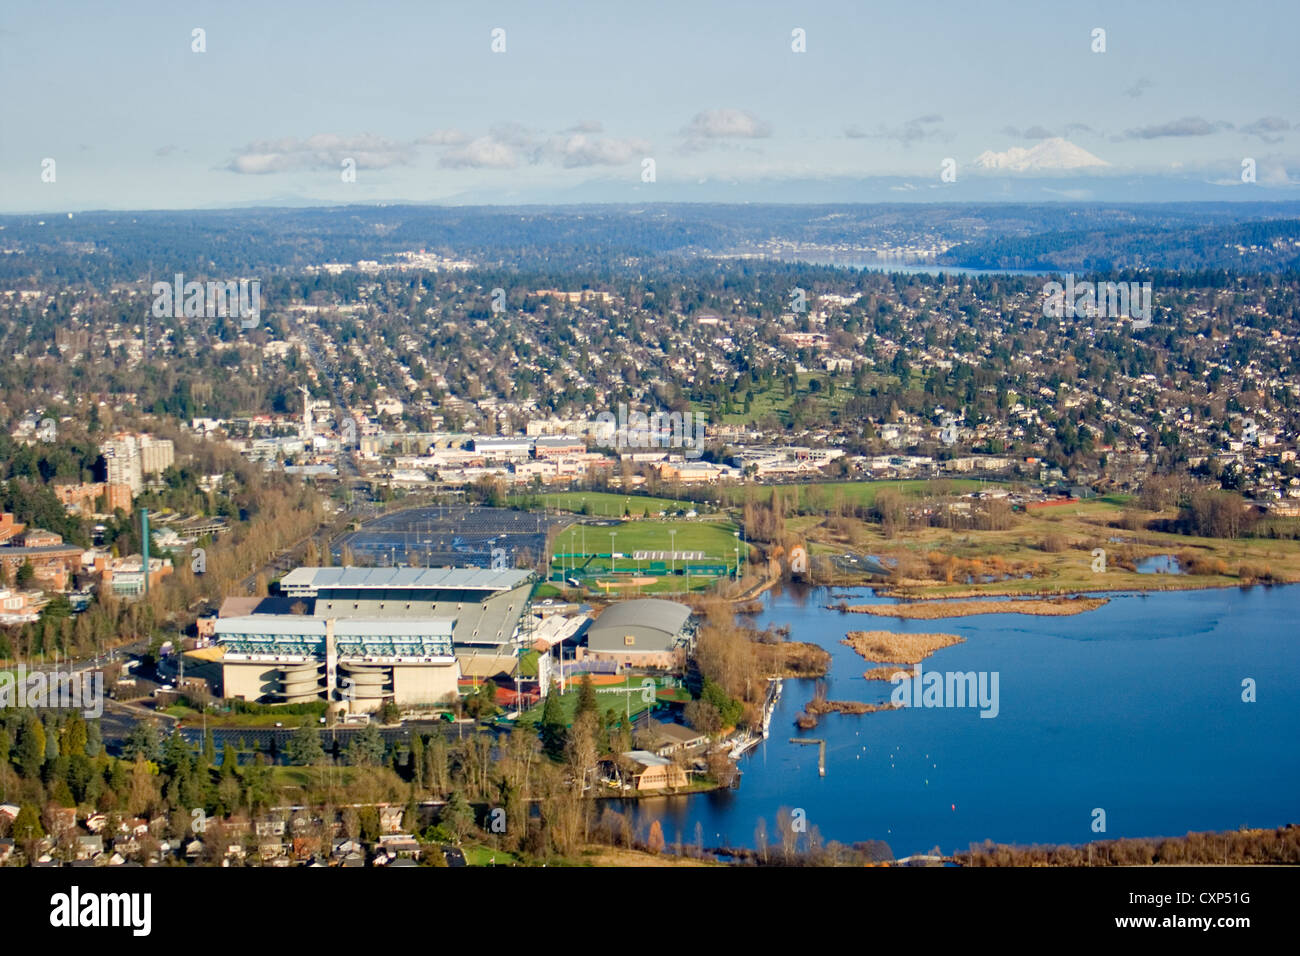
[[277, 566, 535, 647], [215, 616, 458, 712]]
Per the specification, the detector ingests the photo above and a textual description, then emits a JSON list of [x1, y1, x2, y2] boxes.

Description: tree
[[346, 723, 385, 766], [575, 673, 598, 722], [540, 689, 567, 759], [63, 715, 88, 758], [13, 804, 44, 842], [646, 819, 665, 855], [16, 715, 45, 777], [440, 790, 474, 843], [410, 734, 425, 790], [121, 721, 162, 763], [285, 726, 324, 766]]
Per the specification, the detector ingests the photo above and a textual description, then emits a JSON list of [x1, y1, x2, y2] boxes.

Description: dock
[[789, 737, 826, 776]]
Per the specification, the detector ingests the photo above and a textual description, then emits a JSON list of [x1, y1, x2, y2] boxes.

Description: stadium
[[211, 566, 536, 713]]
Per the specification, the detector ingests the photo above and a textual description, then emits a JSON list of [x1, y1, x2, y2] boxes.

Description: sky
[[1, 0, 1297, 211]]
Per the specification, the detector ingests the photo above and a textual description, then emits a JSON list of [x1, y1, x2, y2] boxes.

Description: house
[[378, 805, 404, 833], [0, 839, 13, 864], [74, 835, 103, 860], [47, 806, 77, 834], [621, 750, 689, 791], [332, 838, 364, 860], [377, 834, 421, 859], [255, 817, 287, 838], [647, 722, 710, 757]]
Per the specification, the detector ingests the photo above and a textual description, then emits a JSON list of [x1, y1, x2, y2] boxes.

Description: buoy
[[951, 803, 956, 811]]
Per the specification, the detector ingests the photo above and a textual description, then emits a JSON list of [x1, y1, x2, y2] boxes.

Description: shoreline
[[837, 596, 1107, 620], [870, 577, 1297, 602]]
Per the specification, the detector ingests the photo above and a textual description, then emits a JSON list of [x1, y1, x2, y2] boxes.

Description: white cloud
[[683, 109, 772, 141], [439, 136, 521, 169], [227, 133, 412, 174]]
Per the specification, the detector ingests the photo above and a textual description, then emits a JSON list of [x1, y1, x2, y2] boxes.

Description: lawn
[[518, 676, 683, 727], [551, 516, 751, 574], [462, 845, 523, 866], [166, 705, 321, 729], [511, 490, 708, 516]]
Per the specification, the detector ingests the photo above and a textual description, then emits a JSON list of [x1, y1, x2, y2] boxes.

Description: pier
[[789, 737, 826, 776]]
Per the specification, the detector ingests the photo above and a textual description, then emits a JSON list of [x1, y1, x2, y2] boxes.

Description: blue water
[[621, 584, 1300, 857]]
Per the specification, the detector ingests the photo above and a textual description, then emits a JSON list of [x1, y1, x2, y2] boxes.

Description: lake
[[619, 583, 1300, 857]]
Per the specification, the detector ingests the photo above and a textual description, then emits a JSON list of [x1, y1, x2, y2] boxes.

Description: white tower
[[300, 386, 313, 440]]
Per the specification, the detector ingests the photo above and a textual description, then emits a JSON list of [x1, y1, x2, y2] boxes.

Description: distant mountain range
[[974, 138, 1110, 172]]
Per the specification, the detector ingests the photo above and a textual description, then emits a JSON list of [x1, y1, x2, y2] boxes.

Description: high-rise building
[[100, 435, 142, 493], [139, 435, 174, 476], [100, 433, 174, 493]]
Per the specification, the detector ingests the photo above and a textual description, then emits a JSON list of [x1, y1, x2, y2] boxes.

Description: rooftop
[[280, 566, 533, 593]]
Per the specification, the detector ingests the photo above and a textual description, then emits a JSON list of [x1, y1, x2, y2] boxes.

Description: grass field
[[552, 517, 749, 566], [734, 478, 1000, 511], [549, 516, 753, 593], [517, 676, 687, 727], [510, 491, 707, 516]]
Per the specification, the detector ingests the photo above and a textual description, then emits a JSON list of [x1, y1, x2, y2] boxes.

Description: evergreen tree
[[440, 790, 474, 843], [63, 714, 88, 757], [285, 725, 324, 766], [540, 689, 567, 759], [84, 720, 103, 758], [16, 715, 45, 777], [410, 733, 425, 790], [576, 673, 598, 721], [346, 723, 385, 766], [221, 741, 239, 777], [13, 804, 44, 841]]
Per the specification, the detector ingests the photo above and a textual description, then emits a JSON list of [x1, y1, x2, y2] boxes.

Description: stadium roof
[[590, 599, 691, 638], [279, 566, 533, 593], [215, 616, 456, 638]]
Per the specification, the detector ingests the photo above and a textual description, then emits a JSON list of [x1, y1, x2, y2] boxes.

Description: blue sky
[[2, 0, 1296, 211]]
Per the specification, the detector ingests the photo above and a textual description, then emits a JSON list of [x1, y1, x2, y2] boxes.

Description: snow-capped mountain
[[974, 137, 1110, 172]]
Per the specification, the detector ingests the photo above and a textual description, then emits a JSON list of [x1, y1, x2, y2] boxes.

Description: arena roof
[[279, 566, 533, 594], [591, 599, 691, 636]]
